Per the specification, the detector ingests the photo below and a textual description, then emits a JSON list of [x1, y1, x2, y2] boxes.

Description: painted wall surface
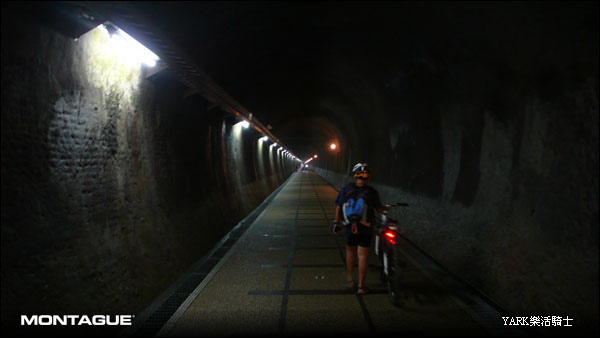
[[1, 12, 296, 332]]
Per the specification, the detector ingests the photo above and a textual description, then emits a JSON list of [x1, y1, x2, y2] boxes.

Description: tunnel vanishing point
[[1, 2, 598, 337]]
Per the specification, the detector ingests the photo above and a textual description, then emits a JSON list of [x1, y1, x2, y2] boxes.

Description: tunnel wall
[[316, 89, 598, 329], [313, 6, 598, 332], [0, 11, 296, 329]]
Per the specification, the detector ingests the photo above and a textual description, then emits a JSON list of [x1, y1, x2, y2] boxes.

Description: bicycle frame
[[374, 203, 409, 306]]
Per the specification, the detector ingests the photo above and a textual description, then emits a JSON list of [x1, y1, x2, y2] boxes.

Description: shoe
[[357, 285, 369, 295], [345, 279, 355, 289]]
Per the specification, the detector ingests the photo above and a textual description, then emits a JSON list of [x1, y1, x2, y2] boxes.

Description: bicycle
[[374, 202, 409, 306]]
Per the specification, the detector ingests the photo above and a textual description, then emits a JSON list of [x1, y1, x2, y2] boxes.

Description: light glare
[[234, 121, 250, 129], [106, 26, 160, 67]]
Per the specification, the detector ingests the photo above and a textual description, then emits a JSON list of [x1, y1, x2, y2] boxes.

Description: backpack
[[342, 187, 369, 225]]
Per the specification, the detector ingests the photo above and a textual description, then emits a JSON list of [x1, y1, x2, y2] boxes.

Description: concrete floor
[[158, 171, 489, 336]]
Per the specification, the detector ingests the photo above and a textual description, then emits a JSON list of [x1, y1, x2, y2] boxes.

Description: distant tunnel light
[[313, 154, 318, 158], [330, 143, 337, 150], [103, 24, 160, 67]]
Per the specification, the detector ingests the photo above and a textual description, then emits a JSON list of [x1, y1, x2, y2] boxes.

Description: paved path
[[158, 171, 488, 336]]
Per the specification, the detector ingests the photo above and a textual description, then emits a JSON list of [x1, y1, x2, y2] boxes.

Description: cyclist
[[333, 163, 384, 294]]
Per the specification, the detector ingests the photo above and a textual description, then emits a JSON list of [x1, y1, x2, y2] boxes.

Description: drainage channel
[[119, 173, 295, 337]]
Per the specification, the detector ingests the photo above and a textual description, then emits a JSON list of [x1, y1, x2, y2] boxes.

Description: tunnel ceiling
[[133, 2, 437, 159], [127, 2, 596, 159]]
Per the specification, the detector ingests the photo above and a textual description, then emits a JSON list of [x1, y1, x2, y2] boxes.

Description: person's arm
[[332, 205, 343, 235], [334, 186, 346, 222], [335, 205, 342, 223], [333, 188, 345, 234]]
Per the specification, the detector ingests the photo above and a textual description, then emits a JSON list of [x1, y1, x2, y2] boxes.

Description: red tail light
[[385, 231, 397, 245]]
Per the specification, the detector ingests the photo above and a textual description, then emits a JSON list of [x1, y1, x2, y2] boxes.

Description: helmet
[[352, 163, 370, 180]]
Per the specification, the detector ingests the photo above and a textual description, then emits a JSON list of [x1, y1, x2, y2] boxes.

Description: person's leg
[[345, 245, 357, 283], [357, 246, 370, 288]]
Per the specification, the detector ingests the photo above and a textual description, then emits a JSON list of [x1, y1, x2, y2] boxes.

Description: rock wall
[[313, 7, 599, 332]]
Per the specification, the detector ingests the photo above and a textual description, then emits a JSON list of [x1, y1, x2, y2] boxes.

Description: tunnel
[[1, 2, 598, 337]]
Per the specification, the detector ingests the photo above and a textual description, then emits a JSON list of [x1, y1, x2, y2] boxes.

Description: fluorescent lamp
[[105, 24, 159, 67], [234, 121, 250, 129]]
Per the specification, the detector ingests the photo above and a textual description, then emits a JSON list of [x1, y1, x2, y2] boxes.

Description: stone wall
[[313, 9, 599, 332], [1, 9, 296, 333]]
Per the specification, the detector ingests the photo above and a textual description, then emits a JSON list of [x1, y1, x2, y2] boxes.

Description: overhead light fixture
[[103, 23, 159, 67], [235, 121, 250, 129], [329, 143, 337, 150], [260, 136, 268, 142]]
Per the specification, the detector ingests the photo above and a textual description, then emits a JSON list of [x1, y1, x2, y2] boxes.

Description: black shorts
[[344, 223, 373, 247]]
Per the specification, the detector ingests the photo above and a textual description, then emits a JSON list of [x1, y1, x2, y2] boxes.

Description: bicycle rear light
[[385, 231, 397, 245]]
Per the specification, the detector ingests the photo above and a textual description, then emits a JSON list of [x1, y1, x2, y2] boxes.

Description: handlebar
[[383, 202, 409, 209], [378, 203, 409, 223]]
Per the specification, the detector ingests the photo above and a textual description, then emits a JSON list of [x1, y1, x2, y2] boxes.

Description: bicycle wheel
[[386, 246, 407, 307], [377, 235, 387, 281]]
